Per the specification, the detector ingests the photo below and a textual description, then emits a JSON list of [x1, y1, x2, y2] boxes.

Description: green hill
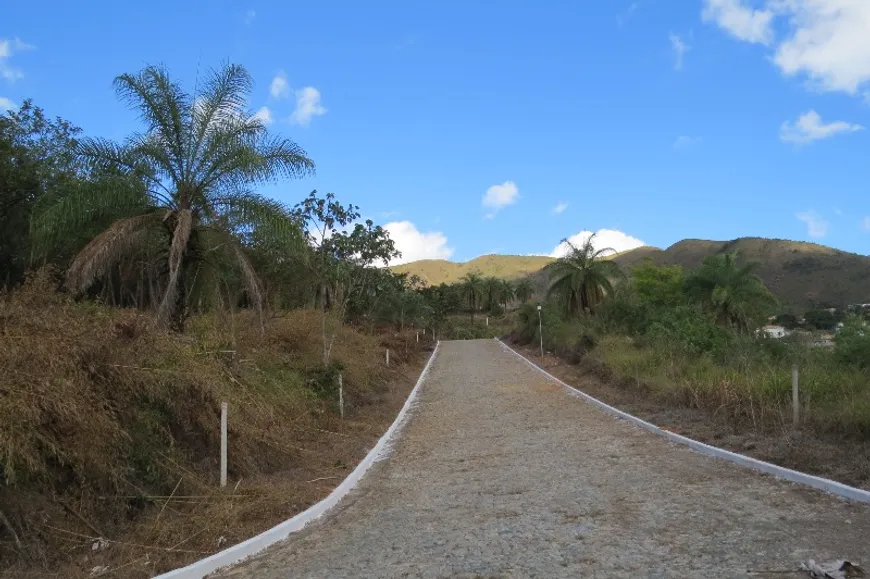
[[611, 237, 870, 310], [395, 238, 870, 310], [391, 254, 554, 285]]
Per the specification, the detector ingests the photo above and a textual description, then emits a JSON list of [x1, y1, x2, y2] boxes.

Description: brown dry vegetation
[[0, 273, 430, 578], [391, 254, 554, 286]]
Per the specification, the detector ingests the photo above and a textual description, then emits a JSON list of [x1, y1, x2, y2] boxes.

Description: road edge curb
[[154, 341, 442, 579], [497, 338, 870, 505]]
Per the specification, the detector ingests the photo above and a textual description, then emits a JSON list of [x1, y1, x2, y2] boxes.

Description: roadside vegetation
[[510, 235, 870, 440], [0, 64, 439, 577]]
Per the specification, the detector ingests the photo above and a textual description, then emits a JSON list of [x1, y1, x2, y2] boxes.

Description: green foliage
[[630, 259, 685, 307], [804, 309, 841, 331], [685, 252, 777, 332], [834, 316, 870, 368]]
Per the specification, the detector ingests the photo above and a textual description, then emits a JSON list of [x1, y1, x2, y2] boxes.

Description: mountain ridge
[[393, 237, 870, 310]]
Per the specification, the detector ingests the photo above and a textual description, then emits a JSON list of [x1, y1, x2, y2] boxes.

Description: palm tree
[[514, 277, 534, 303], [32, 64, 313, 330], [684, 252, 777, 332], [460, 271, 484, 322], [499, 279, 515, 310], [482, 276, 502, 312], [546, 234, 623, 315]]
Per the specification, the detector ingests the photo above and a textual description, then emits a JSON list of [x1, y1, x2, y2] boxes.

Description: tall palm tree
[[32, 64, 313, 329], [460, 271, 484, 322], [546, 235, 623, 315], [499, 279, 515, 310], [514, 277, 534, 303], [482, 276, 502, 312], [684, 252, 777, 332]]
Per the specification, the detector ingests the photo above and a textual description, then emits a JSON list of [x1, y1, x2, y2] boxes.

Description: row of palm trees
[[457, 273, 534, 320]]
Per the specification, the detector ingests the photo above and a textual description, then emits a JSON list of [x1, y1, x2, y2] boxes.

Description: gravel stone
[[213, 339, 870, 578]]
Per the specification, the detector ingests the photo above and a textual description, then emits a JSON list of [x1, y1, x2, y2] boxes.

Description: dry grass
[[391, 254, 553, 286], [0, 271, 429, 578]]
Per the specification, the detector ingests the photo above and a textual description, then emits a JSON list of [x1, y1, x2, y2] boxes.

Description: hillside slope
[[612, 237, 870, 310], [392, 254, 554, 285]]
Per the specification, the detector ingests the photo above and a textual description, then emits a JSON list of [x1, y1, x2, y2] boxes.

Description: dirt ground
[[0, 349, 431, 579], [511, 341, 870, 492]]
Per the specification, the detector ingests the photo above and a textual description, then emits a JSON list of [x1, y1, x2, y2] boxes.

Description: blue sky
[[3, 0, 869, 263]]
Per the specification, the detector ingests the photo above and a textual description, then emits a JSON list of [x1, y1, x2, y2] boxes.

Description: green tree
[[514, 277, 534, 303], [460, 271, 484, 321], [32, 64, 313, 330], [546, 235, 623, 315], [684, 253, 777, 333], [630, 260, 685, 307], [499, 279, 514, 309], [0, 100, 83, 287], [482, 276, 502, 312]]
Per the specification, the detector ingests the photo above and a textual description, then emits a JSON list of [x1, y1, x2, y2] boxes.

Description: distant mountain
[[391, 254, 554, 286], [394, 238, 870, 311], [611, 237, 870, 310]]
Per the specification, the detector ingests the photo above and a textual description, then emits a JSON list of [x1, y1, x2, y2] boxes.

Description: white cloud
[[780, 110, 863, 144], [244, 10, 256, 25], [0, 38, 34, 82], [674, 135, 702, 149], [772, 1, 870, 94], [482, 181, 519, 216], [704, 1, 870, 96], [253, 106, 273, 125], [551, 202, 569, 215], [384, 221, 454, 265], [863, 216, 870, 231], [270, 73, 289, 99], [617, 2, 640, 27], [670, 33, 690, 70], [796, 209, 829, 238], [289, 87, 327, 126], [701, 0, 774, 45], [0, 96, 15, 111], [550, 229, 646, 258]]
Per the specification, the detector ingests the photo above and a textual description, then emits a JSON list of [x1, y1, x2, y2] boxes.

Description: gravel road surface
[[214, 339, 870, 578]]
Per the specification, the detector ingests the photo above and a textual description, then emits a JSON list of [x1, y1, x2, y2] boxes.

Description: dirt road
[[214, 339, 870, 578]]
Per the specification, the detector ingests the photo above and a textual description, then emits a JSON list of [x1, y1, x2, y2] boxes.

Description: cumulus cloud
[[0, 97, 15, 111], [550, 229, 646, 258], [703, 1, 870, 96], [289, 87, 327, 126], [701, 0, 774, 45], [482, 181, 519, 217], [384, 221, 454, 266], [796, 210, 829, 238], [0, 38, 34, 82], [551, 202, 569, 215], [270, 73, 289, 99], [780, 110, 862, 144], [670, 33, 690, 70], [252, 106, 273, 125]]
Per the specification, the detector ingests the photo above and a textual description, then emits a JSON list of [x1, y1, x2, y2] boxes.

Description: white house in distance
[[759, 325, 790, 339]]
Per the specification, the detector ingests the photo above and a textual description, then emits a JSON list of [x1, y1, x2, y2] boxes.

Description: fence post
[[486, 317, 489, 327], [338, 373, 344, 419], [220, 402, 228, 488], [792, 365, 799, 428], [386, 348, 390, 367], [416, 331, 419, 343]]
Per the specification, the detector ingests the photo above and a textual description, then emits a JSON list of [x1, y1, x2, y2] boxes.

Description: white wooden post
[[416, 331, 419, 343], [486, 317, 489, 327], [792, 365, 799, 427], [338, 374, 344, 419], [386, 348, 390, 366], [220, 402, 228, 488]]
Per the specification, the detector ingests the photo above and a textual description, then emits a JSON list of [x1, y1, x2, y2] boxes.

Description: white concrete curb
[[497, 339, 870, 505], [154, 342, 442, 579]]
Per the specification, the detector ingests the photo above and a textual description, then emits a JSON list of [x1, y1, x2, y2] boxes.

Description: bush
[[835, 316, 870, 369]]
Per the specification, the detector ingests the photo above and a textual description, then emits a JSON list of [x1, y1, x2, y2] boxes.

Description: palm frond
[[30, 176, 153, 259], [67, 213, 163, 292]]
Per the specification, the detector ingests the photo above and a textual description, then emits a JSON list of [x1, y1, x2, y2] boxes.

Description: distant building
[[810, 333, 835, 348], [760, 325, 789, 339]]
